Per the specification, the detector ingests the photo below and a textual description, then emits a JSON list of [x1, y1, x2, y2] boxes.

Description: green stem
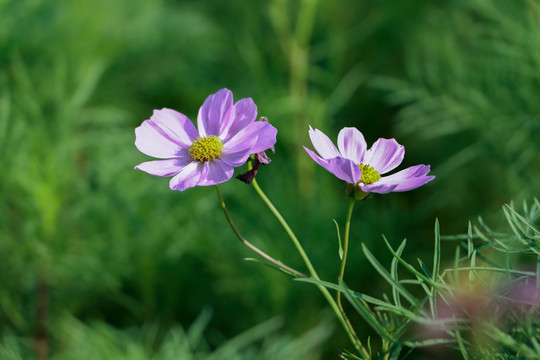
[[215, 185, 306, 278], [251, 178, 368, 357], [338, 198, 356, 285], [336, 197, 363, 351], [251, 179, 316, 277]]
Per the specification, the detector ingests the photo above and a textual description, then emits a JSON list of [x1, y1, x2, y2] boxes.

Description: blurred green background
[[1, 0, 539, 358]]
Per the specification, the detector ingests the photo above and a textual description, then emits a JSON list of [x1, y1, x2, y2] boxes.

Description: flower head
[[304, 126, 434, 197], [135, 88, 277, 191]]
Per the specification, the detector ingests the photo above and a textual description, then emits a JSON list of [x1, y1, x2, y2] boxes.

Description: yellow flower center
[[358, 163, 381, 184], [188, 135, 223, 162]]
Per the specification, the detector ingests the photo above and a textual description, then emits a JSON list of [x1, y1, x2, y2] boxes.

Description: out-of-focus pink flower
[[504, 277, 540, 307]]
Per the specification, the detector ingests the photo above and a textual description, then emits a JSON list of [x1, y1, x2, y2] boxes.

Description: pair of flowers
[[135, 88, 434, 193]]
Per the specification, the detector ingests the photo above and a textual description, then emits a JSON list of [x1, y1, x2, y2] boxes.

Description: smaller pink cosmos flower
[[304, 126, 434, 196], [135, 88, 277, 191]]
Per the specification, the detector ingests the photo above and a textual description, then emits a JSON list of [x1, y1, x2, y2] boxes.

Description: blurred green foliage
[[0, 0, 539, 358]]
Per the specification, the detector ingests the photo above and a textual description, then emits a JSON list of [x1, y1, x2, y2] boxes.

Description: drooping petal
[[391, 175, 435, 192], [197, 160, 235, 186], [304, 146, 331, 169], [358, 183, 399, 194], [229, 120, 277, 154], [384, 164, 432, 180], [197, 88, 233, 137], [219, 97, 257, 142], [135, 156, 192, 177], [220, 136, 257, 167], [251, 121, 278, 154], [337, 127, 367, 164], [222, 119, 276, 154], [135, 108, 198, 158], [363, 138, 405, 174], [325, 157, 362, 184], [364, 165, 434, 192], [169, 161, 207, 191], [304, 147, 361, 184], [308, 126, 341, 159]]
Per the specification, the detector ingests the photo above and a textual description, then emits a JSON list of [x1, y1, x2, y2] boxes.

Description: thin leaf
[[333, 219, 344, 260], [453, 245, 461, 286], [297, 278, 421, 319], [341, 281, 395, 341], [403, 338, 454, 348], [243, 258, 300, 277], [455, 329, 470, 360], [467, 222, 473, 261], [382, 236, 442, 290], [430, 219, 441, 318], [362, 243, 417, 305], [415, 259, 433, 298], [392, 239, 407, 308], [297, 278, 428, 327], [440, 266, 535, 278], [504, 206, 540, 255], [505, 204, 540, 236], [432, 218, 441, 282], [418, 259, 432, 279]]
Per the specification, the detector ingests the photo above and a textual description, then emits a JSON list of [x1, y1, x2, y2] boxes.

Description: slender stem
[[251, 179, 316, 277], [336, 197, 364, 354], [251, 178, 368, 357], [215, 185, 306, 278], [338, 198, 356, 284]]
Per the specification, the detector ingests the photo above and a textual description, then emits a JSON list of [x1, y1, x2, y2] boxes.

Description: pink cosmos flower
[[304, 126, 434, 196], [135, 88, 277, 191]]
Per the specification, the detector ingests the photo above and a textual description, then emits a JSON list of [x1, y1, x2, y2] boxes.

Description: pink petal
[[363, 138, 405, 174], [391, 175, 435, 192], [197, 88, 233, 137], [197, 160, 235, 186], [359, 183, 399, 194], [227, 121, 276, 154], [169, 162, 207, 191], [135, 156, 192, 177], [337, 127, 367, 164], [135, 123, 180, 159], [251, 121, 277, 153], [135, 108, 198, 158], [384, 164, 432, 180], [304, 147, 361, 184], [308, 126, 341, 159], [220, 136, 257, 167], [222, 120, 276, 160], [363, 165, 434, 193], [304, 146, 330, 168], [219, 97, 257, 142]]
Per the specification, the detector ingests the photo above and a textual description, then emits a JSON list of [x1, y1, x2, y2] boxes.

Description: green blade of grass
[[391, 239, 407, 308], [362, 242, 417, 306], [382, 236, 442, 290]]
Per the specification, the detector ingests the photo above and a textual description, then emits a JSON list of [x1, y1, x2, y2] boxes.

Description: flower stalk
[[336, 197, 364, 353], [215, 185, 306, 278], [250, 176, 369, 357]]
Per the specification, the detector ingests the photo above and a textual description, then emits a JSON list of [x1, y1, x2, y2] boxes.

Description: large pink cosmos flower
[[135, 89, 277, 191], [304, 126, 434, 196]]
